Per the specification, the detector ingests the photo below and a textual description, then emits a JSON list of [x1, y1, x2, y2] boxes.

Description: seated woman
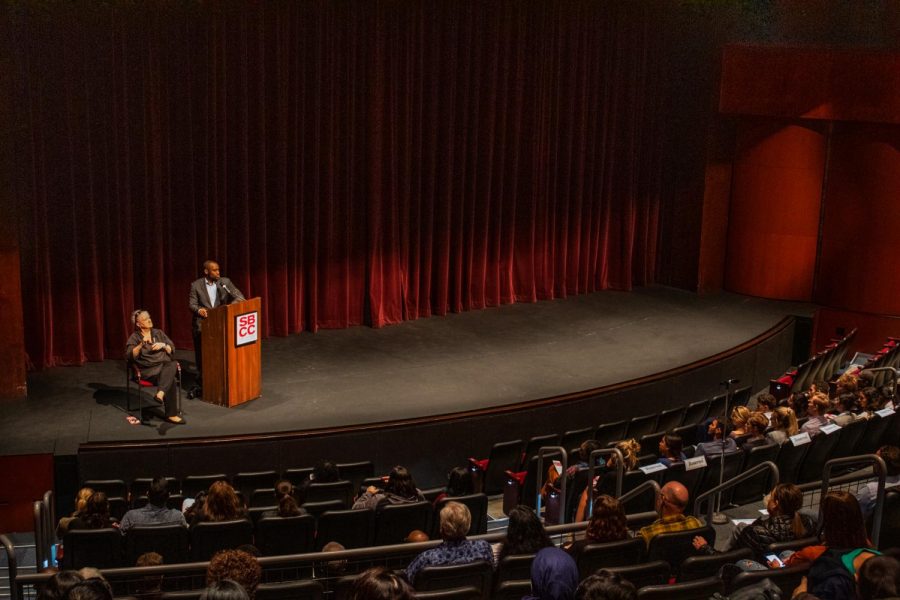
[[741, 412, 772, 452], [497, 505, 553, 562], [728, 406, 752, 439], [566, 494, 630, 561], [126, 309, 183, 425], [692, 483, 817, 561], [830, 392, 861, 427], [656, 433, 685, 467], [68, 491, 117, 530], [192, 481, 248, 524], [573, 439, 641, 522], [261, 480, 306, 519], [57, 487, 94, 538], [352, 465, 424, 510], [433, 466, 475, 507], [541, 439, 601, 501], [404, 502, 493, 584], [766, 406, 799, 446]]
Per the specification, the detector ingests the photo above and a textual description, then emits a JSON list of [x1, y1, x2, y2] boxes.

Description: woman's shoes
[[166, 416, 186, 425]]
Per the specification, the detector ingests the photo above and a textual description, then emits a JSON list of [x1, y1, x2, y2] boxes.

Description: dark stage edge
[[0, 286, 812, 457]]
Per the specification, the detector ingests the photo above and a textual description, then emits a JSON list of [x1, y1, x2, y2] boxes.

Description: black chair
[[574, 537, 645, 579], [597, 469, 655, 514], [83, 479, 128, 499], [856, 413, 897, 455], [336, 461, 375, 491], [728, 563, 810, 597], [189, 518, 253, 561], [830, 418, 867, 459], [108, 496, 129, 521], [878, 489, 900, 550], [301, 499, 345, 517], [775, 439, 809, 484], [374, 501, 432, 546], [732, 386, 752, 407], [255, 514, 315, 556], [518, 450, 561, 510], [639, 432, 666, 458], [303, 480, 354, 507], [256, 581, 324, 600], [471, 439, 523, 494], [707, 393, 728, 420], [414, 561, 493, 600], [637, 576, 723, 599], [249, 488, 277, 508], [421, 486, 445, 504], [492, 581, 532, 600], [682, 400, 711, 426], [671, 423, 699, 448], [521, 434, 562, 470], [433, 494, 488, 536], [495, 554, 535, 585], [627, 414, 659, 441], [62, 528, 123, 569], [605, 560, 670, 589], [662, 463, 704, 510], [285, 467, 314, 487], [126, 360, 182, 420], [678, 547, 752, 581], [595, 421, 628, 448], [697, 452, 744, 503], [161, 592, 202, 600], [764, 536, 819, 556], [657, 407, 686, 432], [182, 474, 228, 498], [562, 428, 595, 453], [731, 443, 779, 506], [131, 477, 180, 498], [798, 429, 843, 483], [232, 471, 279, 496], [646, 525, 715, 573], [247, 507, 271, 523], [415, 588, 482, 600], [125, 524, 189, 565], [315, 508, 374, 550]]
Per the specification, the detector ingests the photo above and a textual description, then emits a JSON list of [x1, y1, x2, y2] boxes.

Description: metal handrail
[[2, 533, 19, 600], [536, 446, 568, 524], [588, 448, 624, 514], [819, 454, 886, 549], [33, 500, 45, 570], [693, 461, 780, 522], [43, 490, 55, 566]]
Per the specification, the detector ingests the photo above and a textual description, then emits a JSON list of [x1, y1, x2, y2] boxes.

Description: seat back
[[637, 576, 723, 599], [697, 452, 743, 503], [678, 547, 752, 581], [798, 429, 843, 483], [728, 563, 810, 597], [315, 508, 374, 550], [304, 480, 354, 508], [62, 528, 123, 569], [764, 535, 819, 555], [732, 386, 752, 407], [561, 428, 594, 453], [682, 400, 711, 426], [656, 407, 686, 433], [249, 488, 277, 508], [878, 489, 900, 550], [492, 581, 532, 600], [433, 494, 488, 536], [520, 450, 561, 509], [301, 499, 345, 517], [575, 537, 645, 579], [189, 519, 253, 561], [521, 435, 559, 471], [646, 525, 714, 571], [638, 432, 666, 458], [284, 467, 314, 487], [83, 479, 128, 499], [414, 561, 493, 600], [671, 423, 699, 448], [232, 471, 279, 497], [182, 474, 228, 498], [627, 414, 659, 441], [108, 497, 129, 522], [415, 587, 482, 600], [594, 421, 628, 448], [374, 501, 432, 546], [482, 439, 524, 494], [125, 525, 189, 565], [856, 413, 897, 455], [730, 443, 779, 506], [830, 418, 867, 459], [662, 463, 704, 509], [605, 560, 669, 589], [775, 439, 809, 484], [495, 554, 535, 584], [336, 461, 375, 491], [707, 394, 728, 421], [256, 581, 324, 600], [255, 515, 315, 556]]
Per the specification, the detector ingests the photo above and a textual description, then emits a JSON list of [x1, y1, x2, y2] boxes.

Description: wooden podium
[[201, 297, 262, 407]]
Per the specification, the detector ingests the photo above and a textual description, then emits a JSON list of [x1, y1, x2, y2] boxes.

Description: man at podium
[[188, 260, 245, 398]]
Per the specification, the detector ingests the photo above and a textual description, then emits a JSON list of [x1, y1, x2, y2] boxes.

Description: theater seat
[[189, 519, 253, 561], [637, 576, 723, 599]]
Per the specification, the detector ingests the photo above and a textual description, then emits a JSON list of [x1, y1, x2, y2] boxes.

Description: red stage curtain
[[4, 2, 665, 368]]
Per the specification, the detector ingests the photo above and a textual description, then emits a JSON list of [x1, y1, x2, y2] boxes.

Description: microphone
[[720, 378, 740, 386], [219, 279, 244, 301]]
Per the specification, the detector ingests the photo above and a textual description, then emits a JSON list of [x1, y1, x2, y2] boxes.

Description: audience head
[[658, 434, 683, 460], [730, 406, 751, 431], [147, 477, 171, 507], [273, 480, 301, 517], [348, 566, 415, 600], [837, 391, 858, 413], [879, 446, 900, 477], [578, 439, 601, 464], [575, 570, 637, 600], [610, 439, 640, 471], [204, 481, 243, 522], [807, 392, 830, 417], [321, 541, 348, 576], [135, 552, 164, 594], [756, 393, 777, 412], [206, 550, 260, 600], [766, 483, 803, 517], [200, 580, 249, 600], [73, 488, 94, 516], [530, 547, 580, 600], [445, 466, 474, 497], [585, 495, 628, 543], [771, 406, 798, 435], [857, 555, 900, 600], [657, 481, 689, 517], [746, 412, 769, 437], [859, 386, 883, 412], [384, 465, 418, 499], [404, 530, 429, 543], [37, 570, 83, 600], [502, 505, 552, 557], [311, 460, 340, 483], [65, 578, 112, 600], [83, 492, 111, 528], [707, 418, 725, 440], [438, 501, 471, 542], [836, 372, 859, 396], [820, 490, 868, 549]]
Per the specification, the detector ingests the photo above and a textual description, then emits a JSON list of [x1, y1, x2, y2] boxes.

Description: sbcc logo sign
[[235, 311, 259, 347]]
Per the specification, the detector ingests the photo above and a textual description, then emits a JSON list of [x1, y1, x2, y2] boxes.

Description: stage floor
[[0, 286, 812, 456]]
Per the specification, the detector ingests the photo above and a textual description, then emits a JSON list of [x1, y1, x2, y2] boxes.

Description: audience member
[[835, 372, 859, 397], [857, 555, 900, 600], [573, 439, 640, 522], [68, 492, 116, 530], [57, 488, 94, 538], [348, 567, 415, 600], [200, 580, 249, 600], [801, 392, 831, 436], [574, 570, 637, 600], [856, 445, 900, 518], [193, 481, 247, 524], [296, 460, 340, 503], [830, 392, 860, 427], [497, 505, 553, 562], [639, 481, 703, 545], [65, 578, 112, 600], [404, 530, 429, 543], [134, 552, 164, 600], [260, 480, 306, 519], [352, 466, 424, 510], [206, 550, 260, 600], [693, 483, 816, 561], [695, 419, 739, 457], [525, 546, 579, 600], [37, 570, 83, 600], [728, 406, 752, 439], [766, 406, 799, 446], [756, 393, 777, 422], [740, 413, 771, 452], [433, 466, 475, 506], [656, 434, 685, 467], [543, 440, 601, 499], [404, 501, 493, 584], [567, 495, 629, 561], [320, 541, 348, 577], [120, 477, 187, 533], [858, 386, 884, 418]]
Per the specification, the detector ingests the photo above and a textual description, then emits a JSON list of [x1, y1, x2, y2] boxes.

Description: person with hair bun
[[729, 406, 752, 439], [261, 480, 306, 519], [767, 406, 799, 446], [125, 309, 182, 424]]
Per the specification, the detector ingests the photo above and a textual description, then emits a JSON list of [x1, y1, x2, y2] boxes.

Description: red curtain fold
[[5, 1, 665, 369]]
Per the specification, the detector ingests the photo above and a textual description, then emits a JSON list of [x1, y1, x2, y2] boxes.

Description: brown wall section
[[0, 454, 54, 533]]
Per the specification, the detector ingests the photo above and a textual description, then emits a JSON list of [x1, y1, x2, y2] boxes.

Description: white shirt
[[205, 279, 218, 307]]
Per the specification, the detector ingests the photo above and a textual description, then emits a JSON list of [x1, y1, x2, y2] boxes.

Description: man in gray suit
[[188, 259, 245, 398]]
